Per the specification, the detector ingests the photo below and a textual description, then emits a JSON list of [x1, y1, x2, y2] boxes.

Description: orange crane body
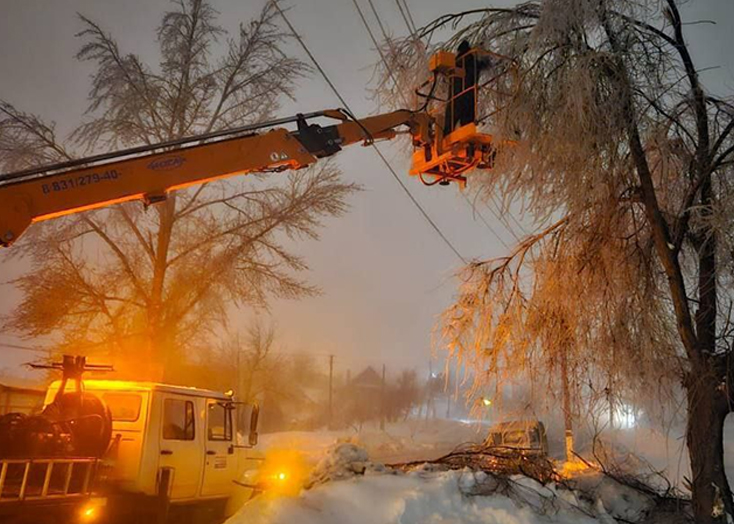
[[0, 49, 500, 247], [0, 110, 423, 245]]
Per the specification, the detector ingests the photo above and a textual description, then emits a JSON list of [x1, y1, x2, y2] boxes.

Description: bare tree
[[176, 319, 326, 431], [380, 1, 734, 521], [385, 369, 421, 422], [0, 0, 357, 380]]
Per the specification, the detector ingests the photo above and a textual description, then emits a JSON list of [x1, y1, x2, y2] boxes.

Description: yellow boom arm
[[0, 48, 500, 247], [0, 109, 434, 246]]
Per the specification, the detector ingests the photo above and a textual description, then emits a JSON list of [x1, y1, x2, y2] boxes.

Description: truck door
[[200, 399, 236, 497], [158, 396, 205, 499]]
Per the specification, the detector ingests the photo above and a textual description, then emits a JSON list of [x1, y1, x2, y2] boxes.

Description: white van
[[44, 380, 261, 523]]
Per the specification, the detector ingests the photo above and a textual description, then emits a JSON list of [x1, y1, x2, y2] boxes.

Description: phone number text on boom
[[42, 169, 121, 194]]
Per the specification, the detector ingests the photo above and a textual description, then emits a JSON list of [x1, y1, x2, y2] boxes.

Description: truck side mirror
[[249, 404, 260, 447]]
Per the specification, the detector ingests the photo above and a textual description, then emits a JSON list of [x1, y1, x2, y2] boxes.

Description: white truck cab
[[43, 380, 261, 522]]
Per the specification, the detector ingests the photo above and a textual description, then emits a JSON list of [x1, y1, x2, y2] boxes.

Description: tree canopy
[[0, 0, 358, 380]]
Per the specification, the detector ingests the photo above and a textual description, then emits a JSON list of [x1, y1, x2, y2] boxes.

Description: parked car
[[485, 419, 549, 456]]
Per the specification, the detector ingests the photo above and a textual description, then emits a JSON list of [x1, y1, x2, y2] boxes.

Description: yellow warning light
[[79, 497, 106, 522], [80, 505, 97, 522], [258, 449, 310, 497]]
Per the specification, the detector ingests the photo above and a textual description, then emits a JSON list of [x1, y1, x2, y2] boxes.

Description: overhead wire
[[366, 0, 392, 42], [351, 0, 409, 108], [273, 1, 467, 264], [0, 342, 51, 354], [400, 0, 418, 35], [500, 197, 530, 235], [461, 192, 510, 250], [395, 0, 417, 37], [487, 195, 527, 242]]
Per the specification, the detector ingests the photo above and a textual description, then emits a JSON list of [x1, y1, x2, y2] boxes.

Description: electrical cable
[[351, 0, 410, 108], [0, 342, 50, 354], [273, 1, 467, 264], [502, 200, 530, 235], [366, 0, 391, 42], [460, 192, 510, 249], [352, 0, 436, 114], [395, 0, 417, 37], [486, 194, 524, 242], [400, 0, 418, 35]]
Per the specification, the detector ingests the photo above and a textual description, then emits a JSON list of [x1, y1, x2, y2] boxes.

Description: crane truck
[[0, 47, 503, 523]]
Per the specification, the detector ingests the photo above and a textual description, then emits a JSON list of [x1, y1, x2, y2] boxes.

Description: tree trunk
[[150, 196, 177, 381], [686, 370, 733, 524], [560, 347, 575, 462]]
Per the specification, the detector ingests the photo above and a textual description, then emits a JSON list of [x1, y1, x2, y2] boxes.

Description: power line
[[500, 198, 530, 236], [487, 194, 528, 242], [395, 0, 417, 36], [366, 0, 391, 42], [400, 0, 418, 35], [352, 0, 409, 107], [274, 1, 467, 264], [0, 342, 50, 354], [461, 192, 510, 250]]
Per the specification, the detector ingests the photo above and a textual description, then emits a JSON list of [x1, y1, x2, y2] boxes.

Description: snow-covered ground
[[229, 438, 662, 524], [231, 469, 601, 524], [258, 418, 489, 464], [227, 419, 697, 524]]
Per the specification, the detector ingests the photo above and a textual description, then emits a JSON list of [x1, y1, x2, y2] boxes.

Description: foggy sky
[[1, 0, 732, 384]]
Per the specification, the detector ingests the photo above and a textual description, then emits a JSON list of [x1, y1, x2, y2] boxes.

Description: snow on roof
[[48, 379, 230, 399], [350, 366, 382, 388]]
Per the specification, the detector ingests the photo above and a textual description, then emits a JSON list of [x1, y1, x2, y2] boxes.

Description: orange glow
[[560, 459, 593, 478], [79, 503, 99, 522], [258, 449, 311, 497]]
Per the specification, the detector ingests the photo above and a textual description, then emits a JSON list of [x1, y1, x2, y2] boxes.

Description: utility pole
[[328, 354, 334, 429], [426, 359, 433, 421], [380, 363, 386, 430]]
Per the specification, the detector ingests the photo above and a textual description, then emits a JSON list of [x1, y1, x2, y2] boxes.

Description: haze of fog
[[0, 0, 732, 386]]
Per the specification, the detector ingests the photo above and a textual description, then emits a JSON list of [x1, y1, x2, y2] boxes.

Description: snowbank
[[228, 469, 601, 524], [228, 439, 662, 524]]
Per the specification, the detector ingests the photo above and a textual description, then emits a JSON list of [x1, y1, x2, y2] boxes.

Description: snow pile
[[234, 422, 691, 524], [229, 441, 662, 524], [570, 472, 653, 522], [307, 442, 387, 486], [228, 468, 601, 524]]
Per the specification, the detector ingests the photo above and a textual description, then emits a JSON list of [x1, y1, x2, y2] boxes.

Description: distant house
[[0, 383, 45, 415], [350, 366, 382, 390], [340, 366, 383, 426]]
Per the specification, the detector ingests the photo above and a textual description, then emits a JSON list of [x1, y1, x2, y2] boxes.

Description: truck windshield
[[502, 430, 527, 446], [102, 392, 142, 422]]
